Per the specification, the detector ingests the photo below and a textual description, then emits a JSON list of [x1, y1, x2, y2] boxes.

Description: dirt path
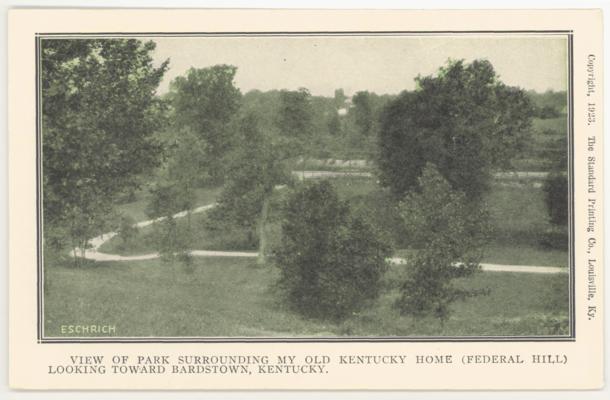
[[77, 171, 563, 274], [387, 258, 566, 274], [80, 204, 566, 274], [294, 170, 549, 180]]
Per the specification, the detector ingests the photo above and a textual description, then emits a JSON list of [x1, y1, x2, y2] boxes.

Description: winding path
[[79, 202, 567, 274]]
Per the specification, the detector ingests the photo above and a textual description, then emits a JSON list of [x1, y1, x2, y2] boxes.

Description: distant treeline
[[527, 90, 567, 118]]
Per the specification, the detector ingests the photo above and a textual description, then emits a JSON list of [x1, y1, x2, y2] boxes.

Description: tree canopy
[[377, 59, 534, 199], [168, 65, 242, 183], [209, 112, 291, 262], [42, 39, 168, 258]]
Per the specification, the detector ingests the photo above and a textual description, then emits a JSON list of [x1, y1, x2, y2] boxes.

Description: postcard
[[8, 8, 603, 390]]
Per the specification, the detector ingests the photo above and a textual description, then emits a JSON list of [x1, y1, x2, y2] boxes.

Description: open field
[[44, 256, 569, 337]]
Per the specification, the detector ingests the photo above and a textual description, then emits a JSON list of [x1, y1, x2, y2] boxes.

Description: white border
[[1, 1, 608, 399]]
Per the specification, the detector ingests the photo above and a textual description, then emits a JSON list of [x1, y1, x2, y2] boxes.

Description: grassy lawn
[[115, 186, 222, 222], [44, 257, 569, 337], [45, 174, 569, 338], [482, 182, 568, 267], [100, 210, 258, 255]]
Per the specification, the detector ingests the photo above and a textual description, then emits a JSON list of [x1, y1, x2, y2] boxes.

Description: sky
[[151, 35, 568, 97]]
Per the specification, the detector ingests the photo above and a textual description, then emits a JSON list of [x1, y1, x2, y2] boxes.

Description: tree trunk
[[257, 196, 270, 266], [72, 246, 79, 267]]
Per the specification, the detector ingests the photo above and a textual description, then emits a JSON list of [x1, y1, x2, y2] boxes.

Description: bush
[[543, 172, 568, 226], [396, 164, 490, 322], [116, 215, 138, 251], [152, 217, 193, 264], [275, 180, 392, 320], [147, 181, 195, 265], [537, 105, 561, 119]]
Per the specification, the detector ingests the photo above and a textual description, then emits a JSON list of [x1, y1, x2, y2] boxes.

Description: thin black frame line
[[40, 335, 575, 344], [36, 30, 574, 37], [37, 31, 575, 343], [36, 36, 43, 342], [568, 34, 576, 338]]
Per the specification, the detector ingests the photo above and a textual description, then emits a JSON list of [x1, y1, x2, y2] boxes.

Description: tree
[[169, 65, 242, 183], [208, 113, 291, 264], [396, 164, 489, 322], [350, 91, 373, 137], [377, 59, 534, 200], [540, 131, 568, 228], [41, 39, 168, 264], [115, 215, 139, 253], [275, 181, 392, 320], [146, 181, 195, 265], [276, 88, 314, 157], [334, 88, 347, 109], [543, 172, 568, 226], [326, 112, 342, 136]]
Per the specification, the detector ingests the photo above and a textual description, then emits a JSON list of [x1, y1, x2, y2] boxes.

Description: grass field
[[115, 186, 222, 222], [45, 173, 569, 338], [44, 256, 569, 337]]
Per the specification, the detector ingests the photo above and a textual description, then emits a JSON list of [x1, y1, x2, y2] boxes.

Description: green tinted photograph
[[40, 34, 570, 339]]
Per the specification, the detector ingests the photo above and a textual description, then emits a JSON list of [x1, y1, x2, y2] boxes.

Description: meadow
[[44, 172, 570, 338], [44, 256, 568, 337]]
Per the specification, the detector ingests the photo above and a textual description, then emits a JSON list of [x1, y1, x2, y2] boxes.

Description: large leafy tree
[[42, 39, 168, 261], [377, 59, 534, 199], [209, 113, 291, 264], [275, 181, 392, 320], [350, 91, 373, 137], [276, 88, 314, 158], [169, 65, 242, 183]]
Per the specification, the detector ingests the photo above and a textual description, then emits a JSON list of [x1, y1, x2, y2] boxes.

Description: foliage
[[543, 172, 569, 226], [41, 38, 168, 263], [116, 215, 139, 251], [377, 59, 534, 199], [540, 125, 568, 227], [208, 112, 291, 263], [350, 91, 374, 137], [396, 164, 490, 322], [334, 88, 347, 108], [146, 182, 194, 264], [275, 181, 392, 320], [527, 90, 567, 114], [536, 105, 561, 119], [169, 65, 242, 183], [276, 88, 314, 157], [326, 112, 342, 136]]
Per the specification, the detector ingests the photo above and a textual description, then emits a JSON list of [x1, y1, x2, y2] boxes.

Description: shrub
[[152, 217, 193, 264], [396, 164, 490, 322], [543, 172, 568, 226], [116, 215, 138, 251], [275, 180, 392, 320]]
